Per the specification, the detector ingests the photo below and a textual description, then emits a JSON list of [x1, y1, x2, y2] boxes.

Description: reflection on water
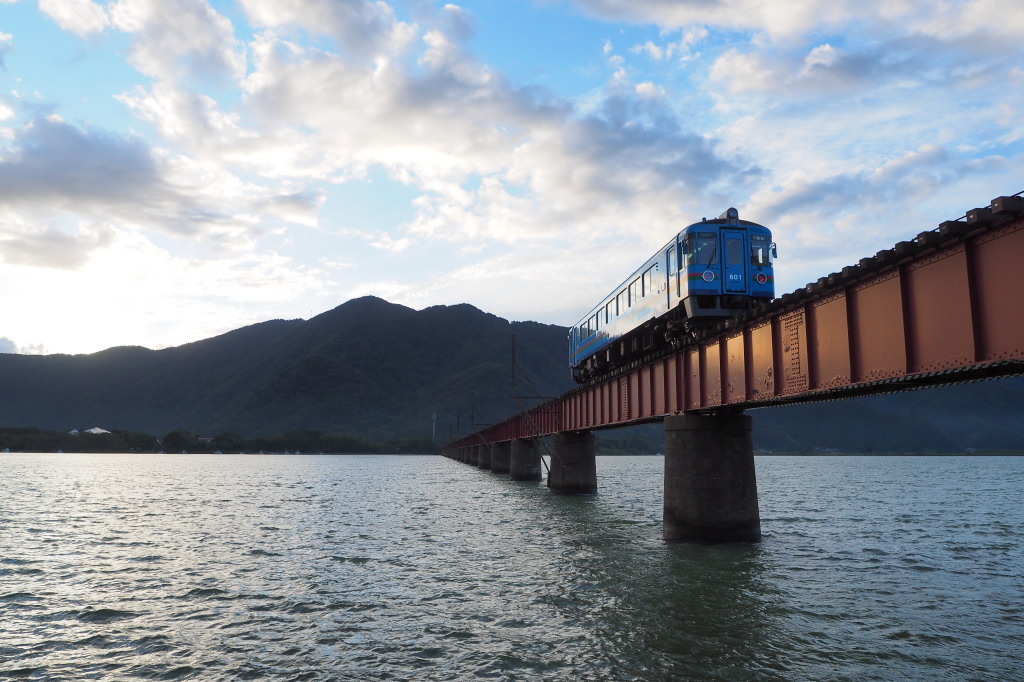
[[0, 453, 1021, 680]]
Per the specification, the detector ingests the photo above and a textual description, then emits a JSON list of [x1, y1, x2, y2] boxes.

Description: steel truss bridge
[[450, 194, 1024, 445], [444, 193, 1024, 542]]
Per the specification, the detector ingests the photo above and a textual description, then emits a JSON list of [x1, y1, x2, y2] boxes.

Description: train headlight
[[755, 273, 768, 284], [702, 271, 715, 282]]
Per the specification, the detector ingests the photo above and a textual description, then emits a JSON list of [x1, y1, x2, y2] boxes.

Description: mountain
[[1, 295, 1021, 451], [0, 297, 573, 441]]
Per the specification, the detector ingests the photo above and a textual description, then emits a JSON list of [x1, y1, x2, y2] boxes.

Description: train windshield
[[685, 233, 719, 266], [750, 234, 770, 266]]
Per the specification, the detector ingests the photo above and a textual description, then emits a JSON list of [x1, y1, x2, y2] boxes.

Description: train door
[[722, 230, 747, 293]]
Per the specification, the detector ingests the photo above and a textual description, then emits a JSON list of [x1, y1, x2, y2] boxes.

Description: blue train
[[569, 208, 776, 383]]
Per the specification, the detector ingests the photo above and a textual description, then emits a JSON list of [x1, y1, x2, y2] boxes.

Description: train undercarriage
[[572, 296, 766, 385]]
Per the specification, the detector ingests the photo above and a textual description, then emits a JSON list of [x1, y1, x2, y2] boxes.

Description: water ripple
[[0, 453, 1021, 680]]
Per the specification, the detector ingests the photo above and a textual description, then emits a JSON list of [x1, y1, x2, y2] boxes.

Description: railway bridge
[[442, 193, 1024, 542]]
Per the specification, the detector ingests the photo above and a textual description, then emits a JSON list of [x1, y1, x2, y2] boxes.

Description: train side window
[[617, 290, 626, 313], [750, 234, 769, 265], [629, 278, 640, 305], [667, 246, 677, 274], [606, 301, 615, 321], [642, 267, 653, 296]]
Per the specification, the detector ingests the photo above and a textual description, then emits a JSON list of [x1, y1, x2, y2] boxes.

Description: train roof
[[683, 207, 769, 231]]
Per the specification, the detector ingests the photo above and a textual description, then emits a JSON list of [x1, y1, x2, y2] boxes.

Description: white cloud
[[0, 31, 11, 71], [633, 40, 663, 61], [218, 8, 760, 258], [803, 44, 839, 72], [109, 0, 246, 82], [571, 0, 1024, 45], [237, 0, 416, 58], [631, 26, 708, 63], [0, 214, 115, 269], [39, 0, 108, 36], [635, 81, 665, 98], [708, 49, 778, 95], [739, 142, 1020, 292], [0, 117, 161, 213], [0, 115, 319, 258], [115, 82, 248, 149]]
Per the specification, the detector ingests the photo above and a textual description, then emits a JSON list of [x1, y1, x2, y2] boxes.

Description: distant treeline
[[0, 426, 439, 455]]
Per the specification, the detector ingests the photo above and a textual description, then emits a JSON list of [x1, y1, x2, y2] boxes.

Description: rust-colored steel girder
[[449, 195, 1024, 448]]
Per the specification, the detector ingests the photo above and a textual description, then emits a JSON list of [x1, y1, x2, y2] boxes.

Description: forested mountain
[[1, 295, 1021, 452], [0, 297, 572, 442]]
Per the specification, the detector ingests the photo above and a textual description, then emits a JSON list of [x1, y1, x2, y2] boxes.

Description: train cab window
[[685, 233, 719, 266], [750, 234, 770, 266], [698, 233, 718, 265]]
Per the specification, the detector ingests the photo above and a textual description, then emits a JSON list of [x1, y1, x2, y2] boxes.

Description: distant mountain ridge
[[1, 295, 1021, 451]]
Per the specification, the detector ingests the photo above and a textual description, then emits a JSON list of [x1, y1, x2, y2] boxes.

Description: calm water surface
[[1, 454, 1021, 680]]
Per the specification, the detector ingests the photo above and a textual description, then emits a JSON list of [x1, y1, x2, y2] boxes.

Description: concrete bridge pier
[[477, 443, 491, 470], [509, 438, 543, 481], [490, 441, 511, 474], [663, 413, 761, 543], [548, 430, 597, 494]]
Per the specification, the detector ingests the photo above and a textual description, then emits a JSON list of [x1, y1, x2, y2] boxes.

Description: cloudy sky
[[1, 0, 1021, 355]]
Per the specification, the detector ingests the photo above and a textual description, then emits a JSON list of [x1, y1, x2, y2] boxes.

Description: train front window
[[699, 233, 718, 265], [684, 233, 719, 266], [750, 234, 770, 266]]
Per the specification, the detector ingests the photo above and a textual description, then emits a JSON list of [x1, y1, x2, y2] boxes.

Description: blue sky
[[1, 0, 1022, 355]]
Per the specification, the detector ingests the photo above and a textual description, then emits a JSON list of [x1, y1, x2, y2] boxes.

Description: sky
[[1, 0, 1022, 356]]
